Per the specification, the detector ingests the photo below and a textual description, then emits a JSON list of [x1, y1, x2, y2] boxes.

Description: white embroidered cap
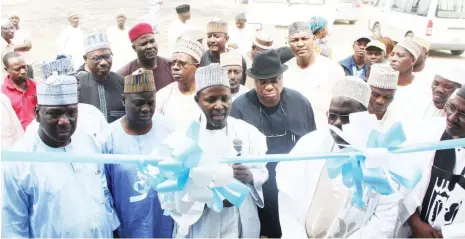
[[333, 76, 372, 108], [37, 75, 78, 105], [83, 33, 110, 55], [253, 30, 274, 50], [220, 51, 242, 67], [288, 21, 312, 36], [368, 64, 399, 90], [396, 37, 423, 60], [195, 63, 230, 94], [174, 37, 205, 63], [436, 64, 465, 85], [41, 57, 75, 80], [66, 10, 78, 18]]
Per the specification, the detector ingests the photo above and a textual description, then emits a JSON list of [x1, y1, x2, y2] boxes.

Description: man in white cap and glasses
[[244, 29, 274, 89], [420, 65, 465, 118], [277, 76, 400, 238], [155, 34, 204, 127], [228, 12, 254, 55], [172, 63, 268, 238], [364, 40, 386, 79], [231, 49, 316, 238], [106, 12, 133, 71], [56, 10, 85, 69], [9, 12, 33, 78], [2, 73, 120, 238], [283, 21, 345, 129], [78, 33, 126, 123], [220, 51, 249, 101]]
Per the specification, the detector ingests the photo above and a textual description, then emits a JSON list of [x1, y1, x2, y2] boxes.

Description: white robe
[[1, 94, 24, 150], [173, 117, 269, 238], [395, 117, 465, 238], [168, 19, 191, 56], [155, 82, 201, 128], [228, 26, 254, 56], [106, 26, 134, 71], [24, 103, 108, 138], [277, 127, 401, 238], [56, 26, 85, 68], [283, 55, 345, 129], [378, 107, 400, 130], [11, 27, 32, 64]]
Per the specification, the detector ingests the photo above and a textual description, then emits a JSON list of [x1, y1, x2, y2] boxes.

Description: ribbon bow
[[327, 113, 421, 208], [132, 121, 250, 235]]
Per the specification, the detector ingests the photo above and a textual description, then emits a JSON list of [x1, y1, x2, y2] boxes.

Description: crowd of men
[[1, 3, 465, 238]]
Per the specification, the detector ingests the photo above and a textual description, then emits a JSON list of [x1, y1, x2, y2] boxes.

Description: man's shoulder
[[117, 59, 138, 76], [337, 55, 353, 67], [157, 56, 171, 67]]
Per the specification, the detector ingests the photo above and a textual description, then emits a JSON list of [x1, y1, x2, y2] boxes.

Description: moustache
[[212, 110, 226, 116]]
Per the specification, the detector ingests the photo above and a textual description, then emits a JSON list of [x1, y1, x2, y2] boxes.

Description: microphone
[[233, 139, 243, 157]]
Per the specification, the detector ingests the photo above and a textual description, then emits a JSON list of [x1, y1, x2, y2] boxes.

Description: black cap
[[176, 4, 190, 14], [276, 46, 294, 64]]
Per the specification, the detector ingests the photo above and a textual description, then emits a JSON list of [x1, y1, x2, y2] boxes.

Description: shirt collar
[[4, 75, 30, 92]]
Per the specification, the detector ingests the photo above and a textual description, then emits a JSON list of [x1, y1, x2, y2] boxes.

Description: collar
[[4, 75, 29, 92]]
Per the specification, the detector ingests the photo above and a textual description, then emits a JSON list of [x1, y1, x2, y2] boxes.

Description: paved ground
[[2, 0, 464, 81]]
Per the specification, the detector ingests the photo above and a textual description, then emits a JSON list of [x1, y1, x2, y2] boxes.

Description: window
[[436, 0, 465, 19], [390, 0, 431, 16]]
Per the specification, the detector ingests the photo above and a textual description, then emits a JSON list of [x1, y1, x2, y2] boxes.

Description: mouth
[[432, 93, 444, 103], [211, 114, 225, 121], [297, 49, 307, 54], [389, 62, 399, 69], [138, 114, 151, 120]]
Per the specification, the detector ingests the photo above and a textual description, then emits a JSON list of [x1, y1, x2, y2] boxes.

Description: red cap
[[128, 23, 154, 42]]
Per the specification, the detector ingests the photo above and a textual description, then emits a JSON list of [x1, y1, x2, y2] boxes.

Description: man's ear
[[34, 106, 40, 122]]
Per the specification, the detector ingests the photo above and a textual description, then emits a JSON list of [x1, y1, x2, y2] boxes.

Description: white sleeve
[[442, 222, 465, 238], [56, 29, 68, 54], [278, 189, 309, 238], [246, 126, 268, 208]]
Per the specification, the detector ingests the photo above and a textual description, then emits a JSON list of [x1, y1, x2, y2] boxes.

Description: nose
[[448, 111, 459, 122], [141, 104, 150, 112], [435, 86, 445, 94], [19, 67, 27, 75], [57, 115, 70, 125], [375, 96, 385, 105], [213, 100, 224, 110]]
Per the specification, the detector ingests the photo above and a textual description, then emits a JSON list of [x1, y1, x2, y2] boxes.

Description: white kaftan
[[11, 27, 32, 64], [2, 132, 120, 238], [155, 82, 201, 127], [24, 103, 108, 138], [106, 26, 134, 71], [228, 26, 254, 55], [168, 19, 191, 56], [378, 106, 400, 130], [1, 93, 24, 150], [173, 117, 269, 238], [56, 25, 85, 68], [283, 55, 345, 128], [277, 127, 401, 238]]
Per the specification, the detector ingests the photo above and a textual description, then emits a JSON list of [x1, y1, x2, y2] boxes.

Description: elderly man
[[78, 33, 125, 123], [118, 23, 174, 91], [106, 12, 133, 71], [173, 63, 268, 238], [389, 37, 422, 87], [2, 52, 37, 130], [413, 37, 430, 73], [25, 57, 107, 138], [155, 35, 204, 127], [56, 11, 84, 68], [283, 21, 345, 128], [9, 12, 33, 78], [339, 36, 371, 79], [220, 51, 249, 101], [228, 12, 254, 55], [364, 40, 386, 79], [367, 63, 399, 129], [399, 86, 465, 238], [1, 19, 15, 83], [168, 4, 192, 55], [231, 49, 316, 238], [1, 93, 24, 150], [101, 71, 174, 238], [278, 77, 401, 238], [244, 29, 274, 89], [2, 74, 120, 238], [421, 65, 465, 118]]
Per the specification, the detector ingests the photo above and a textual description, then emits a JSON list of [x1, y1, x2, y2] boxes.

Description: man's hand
[[409, 213, 442, 238], [232, 164, 253, 184]]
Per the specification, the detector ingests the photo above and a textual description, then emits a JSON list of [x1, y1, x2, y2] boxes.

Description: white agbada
[[395, 117, 465, 238], [228, 26, 254, 55], [56, 25, 85, 68], [154, 82, 201, 127], [1, 94, 24, 150], [277, 126, 400, 238], [283, 55, 345, 128], [148, 0, 163, 32], [378, 107, 400, 130], [11, 28, 32, 64], [173, 116, 268, 238], [106, 26, 133, 71], [232, 85, 249, 101], [24, 103, 108, 138], [168, 19, 191, 56]]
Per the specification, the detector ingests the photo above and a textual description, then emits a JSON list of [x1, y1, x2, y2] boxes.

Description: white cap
[[368, 64, 399, 90], [436, 65, 465, 85], [195, 63, 230, 94], [333, 76, 372, 108], [83, 33, 110, 55], [66, 10, 78, 18], [220, 51, 242, 67], [288, 21, 312, 36], [37, 75, 78, 105], [41, 57, 75, 80], [396, 37, 423, 60], [174, 37, 205, 63], [253, 30, 274, 49]]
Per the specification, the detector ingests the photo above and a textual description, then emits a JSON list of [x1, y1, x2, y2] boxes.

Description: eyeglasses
[[259, 105, 288, 138], [327, 112, 350, 123], [169, 60, 196, 68], [91, 54, 112, 63], [444, 102, 465, 123]]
